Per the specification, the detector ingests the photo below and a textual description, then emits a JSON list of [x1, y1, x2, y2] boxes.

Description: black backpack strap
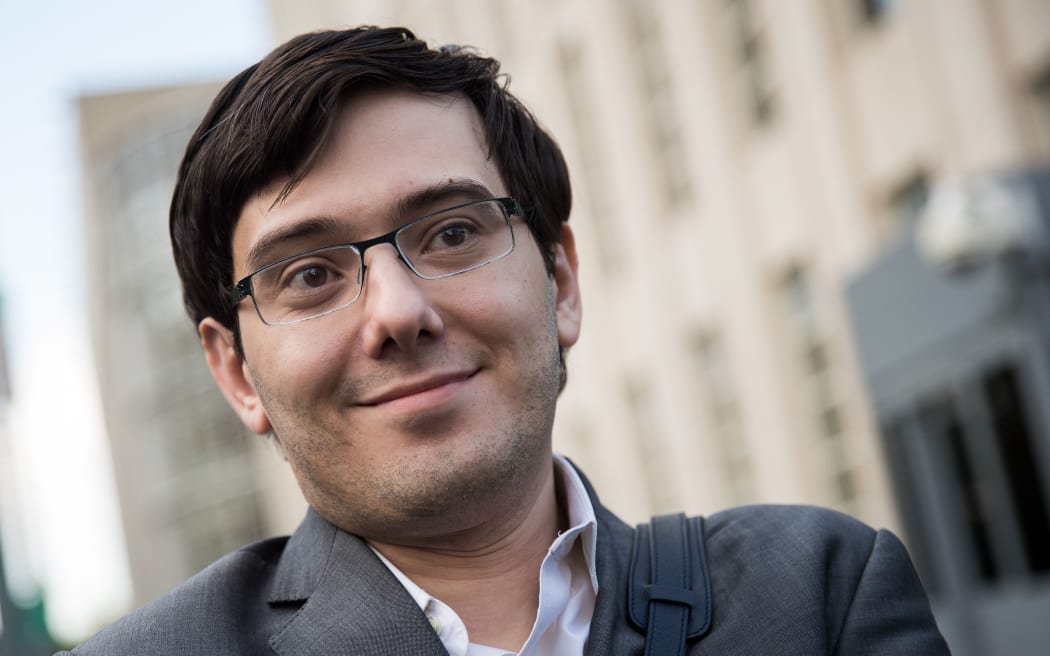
[[628, 513, 712, 655]]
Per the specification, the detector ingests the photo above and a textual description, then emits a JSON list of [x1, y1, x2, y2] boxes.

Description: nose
[[358, 244, 444, 358]]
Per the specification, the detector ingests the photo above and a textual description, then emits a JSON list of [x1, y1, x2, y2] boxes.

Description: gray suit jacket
[[63, 471, 949, 655]]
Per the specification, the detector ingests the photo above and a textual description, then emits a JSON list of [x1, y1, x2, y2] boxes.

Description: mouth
[[357, 369, 478, 409]]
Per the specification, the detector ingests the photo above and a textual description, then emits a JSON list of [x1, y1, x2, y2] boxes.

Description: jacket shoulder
[[64, 536, 292, 655], [702, 504, 886, 622], [696, 504, 948, 654], [702, 505, 878, 612], [705, 504, 875, 555]]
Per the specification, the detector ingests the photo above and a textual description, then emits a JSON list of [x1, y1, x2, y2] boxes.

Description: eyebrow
[[244, 215, 345, 275], [243, 178, 500, 275], [392, 178, 496, 220]]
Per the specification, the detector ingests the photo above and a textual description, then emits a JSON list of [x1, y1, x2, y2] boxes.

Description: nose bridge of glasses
[[357, 242, 434, 322], [359, 233, 415, 277]]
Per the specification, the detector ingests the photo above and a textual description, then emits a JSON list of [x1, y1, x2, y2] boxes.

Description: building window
[[981, 363, 1050, 574], [855, 0, 895, 26], [887, 172, 929, 231], [918, 394, 1000, 584], [1031, 67, 1050, 157], [557, 40, 620, 275], [487, 0, 516, 59], [620, 0, 694, 209], [691, 331, 754, 503], [625, 379, 677, 513], [780, 266, 856, 507], [881, 357, 1050, 596], [725, 0, 776, 126]]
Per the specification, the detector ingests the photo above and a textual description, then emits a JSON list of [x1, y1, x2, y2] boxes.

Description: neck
[[369, 459, 562, 651]]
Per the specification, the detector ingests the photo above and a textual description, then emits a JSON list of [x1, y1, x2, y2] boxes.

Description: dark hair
[[170, 26, 572, 334]]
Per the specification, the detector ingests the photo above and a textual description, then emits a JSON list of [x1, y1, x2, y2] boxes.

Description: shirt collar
[[372, 455, 599, 597], [552, 453, 599, 593], [369, 454, 600, 653]]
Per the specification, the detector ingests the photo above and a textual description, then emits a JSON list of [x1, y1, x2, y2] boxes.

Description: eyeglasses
[[231, 197, 522, 326]]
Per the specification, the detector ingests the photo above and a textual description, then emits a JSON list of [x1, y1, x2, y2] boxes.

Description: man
[[63, 26, 949, 655]]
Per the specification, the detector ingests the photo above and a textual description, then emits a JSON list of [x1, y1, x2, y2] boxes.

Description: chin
[[316, 429, 549, 539]]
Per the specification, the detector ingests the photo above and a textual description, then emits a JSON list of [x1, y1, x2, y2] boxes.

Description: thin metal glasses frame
[[230, 196, 523, 325]]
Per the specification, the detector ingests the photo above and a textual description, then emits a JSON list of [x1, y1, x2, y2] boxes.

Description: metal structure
[[847, 167, 1050, 656]]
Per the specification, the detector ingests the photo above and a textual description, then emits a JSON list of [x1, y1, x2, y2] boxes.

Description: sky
[[0, 0, 272, 642]]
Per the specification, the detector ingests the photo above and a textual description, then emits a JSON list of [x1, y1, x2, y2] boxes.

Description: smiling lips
[[358, 370, 477, 408]]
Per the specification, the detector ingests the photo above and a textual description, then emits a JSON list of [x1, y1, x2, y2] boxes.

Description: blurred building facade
[[78, 85, 305, 609], [263, 1, 1049, 653]]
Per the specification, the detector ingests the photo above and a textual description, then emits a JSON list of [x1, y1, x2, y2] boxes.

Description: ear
[[551, 224, 582, 348], [199, 317, 272, 435]]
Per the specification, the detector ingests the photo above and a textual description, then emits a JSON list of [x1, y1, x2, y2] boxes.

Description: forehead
[[231, 90, 505, 275]]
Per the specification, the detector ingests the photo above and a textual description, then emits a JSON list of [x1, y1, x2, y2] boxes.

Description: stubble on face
[[249, 282, 565, 544]]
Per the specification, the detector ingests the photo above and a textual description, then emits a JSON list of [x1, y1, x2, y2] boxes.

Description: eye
[[434, 224, 471, 249], [290, 265, 330, 289], [276, 261, 344, 295], [424, 220, 480, 252]]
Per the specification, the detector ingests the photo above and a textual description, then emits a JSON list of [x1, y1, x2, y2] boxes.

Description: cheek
[[465, 270, 557, 348], [246, 327, 350, 407]]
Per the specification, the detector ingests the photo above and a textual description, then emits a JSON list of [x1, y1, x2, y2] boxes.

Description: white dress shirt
[[370, 454, 599, 656]]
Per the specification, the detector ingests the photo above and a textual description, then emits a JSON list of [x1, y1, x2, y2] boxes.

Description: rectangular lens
[[252, 245, 362, 324], [397, 200, 513, 278]]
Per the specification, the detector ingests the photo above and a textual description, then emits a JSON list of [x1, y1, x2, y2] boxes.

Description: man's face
[[202, 90, 581, 543]]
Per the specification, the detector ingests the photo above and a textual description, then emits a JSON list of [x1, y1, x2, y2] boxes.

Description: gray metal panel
[[846, 167, 1050, 397], [846, 236, 1011, 387]]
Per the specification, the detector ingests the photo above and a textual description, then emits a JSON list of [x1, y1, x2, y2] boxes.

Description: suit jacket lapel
[[267, 509, 449, 656]]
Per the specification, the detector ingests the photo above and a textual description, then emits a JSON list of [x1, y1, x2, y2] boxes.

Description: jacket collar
[[263, 463, 634, 656], [266, 508, 448, 655], [267, 507, 336, 603]]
